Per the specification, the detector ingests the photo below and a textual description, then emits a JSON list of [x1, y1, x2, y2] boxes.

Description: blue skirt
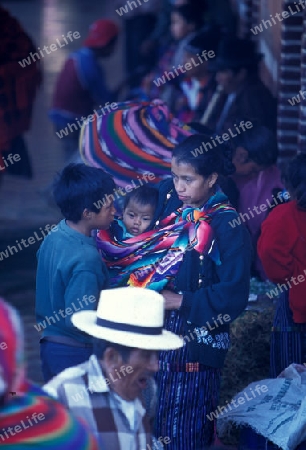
[[270, 291, 306, 377], [155, 310, 221, 450]]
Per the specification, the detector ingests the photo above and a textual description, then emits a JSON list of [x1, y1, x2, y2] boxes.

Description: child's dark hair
[[123, 185, 158, 211], [231, 122, 278, 167], [172, 134, 236, 178], [283, 154, 306, 209], [171, 4, 204, 29], [53, 163, 115, 222]]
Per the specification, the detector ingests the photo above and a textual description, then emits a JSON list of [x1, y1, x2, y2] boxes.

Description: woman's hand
[[161, 290, 183, 310]]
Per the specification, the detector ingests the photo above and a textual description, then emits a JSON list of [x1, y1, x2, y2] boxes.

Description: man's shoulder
[[37, 221, 63, 251], [44, 360, 89, 389], [41, 221, 99, 259]]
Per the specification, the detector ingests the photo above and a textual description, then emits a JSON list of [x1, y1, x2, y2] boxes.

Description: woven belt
[[40, 336, 93, 348], [158, 361, 207, 372]]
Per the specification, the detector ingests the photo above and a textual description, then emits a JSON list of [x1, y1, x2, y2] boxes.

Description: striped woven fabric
[[97, 200, 234, 290], [80, 100, 194, 187], [0, 385, 98, 449], [270, 291, 305, 378], [155, 310, 221, 449], [0, 299, 98, 449]]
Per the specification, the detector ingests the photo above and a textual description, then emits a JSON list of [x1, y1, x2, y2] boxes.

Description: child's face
[[122, 200, 155, 236], [171, 12, 195, 41], [92, 199, 116, 230], [232, 146, 265, 178]]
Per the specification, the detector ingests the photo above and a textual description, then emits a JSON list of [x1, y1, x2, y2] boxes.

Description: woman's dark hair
[[93, 338, 133, 362], [172, 134, 236, 178], [171, 4, 204, 29], [53, 163, 115, 223], [282, 154, 306, 209], [123, 185, 158, 210], [231, 122, 278, 167]]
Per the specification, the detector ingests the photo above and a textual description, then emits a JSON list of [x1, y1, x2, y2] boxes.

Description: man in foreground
[[44, 286, 183, 449]]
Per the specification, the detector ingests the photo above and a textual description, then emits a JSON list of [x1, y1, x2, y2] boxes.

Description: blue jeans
[[40, 341, 93, 382]]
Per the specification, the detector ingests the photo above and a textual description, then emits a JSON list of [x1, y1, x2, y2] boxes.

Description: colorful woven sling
[[79, 100, 194, 188], [97, 199, 235, 291], [0, 299, 97, 449]]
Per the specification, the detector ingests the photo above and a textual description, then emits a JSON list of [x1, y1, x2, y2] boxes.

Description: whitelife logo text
[[18, 31, 81, 68]]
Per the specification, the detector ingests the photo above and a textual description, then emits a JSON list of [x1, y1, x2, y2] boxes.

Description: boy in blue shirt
[[36, 163, 116, 382]]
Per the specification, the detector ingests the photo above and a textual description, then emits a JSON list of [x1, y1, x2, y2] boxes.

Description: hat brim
[[72, 311, 184, 351]]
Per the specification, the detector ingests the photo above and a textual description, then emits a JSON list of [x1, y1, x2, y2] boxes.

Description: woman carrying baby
[[153, 134, 251, 449], [97, 134, 252, 449]]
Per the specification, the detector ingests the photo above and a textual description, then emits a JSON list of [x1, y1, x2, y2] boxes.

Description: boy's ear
[[82, 208, 93, 220]]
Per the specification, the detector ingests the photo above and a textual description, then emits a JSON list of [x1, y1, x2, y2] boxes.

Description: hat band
[[96, 317, 163, 335]]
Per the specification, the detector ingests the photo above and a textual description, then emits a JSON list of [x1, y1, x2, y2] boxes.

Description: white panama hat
[[72, 287, 184, 351]]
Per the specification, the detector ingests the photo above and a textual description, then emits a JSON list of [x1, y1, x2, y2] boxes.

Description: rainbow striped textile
[[80, 100, 194, 187]]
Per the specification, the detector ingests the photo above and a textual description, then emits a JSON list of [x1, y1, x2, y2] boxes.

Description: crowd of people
[[1, 0, 306, 449]]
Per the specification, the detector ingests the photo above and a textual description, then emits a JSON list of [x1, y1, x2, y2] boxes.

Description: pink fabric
[[0, 298, 27, 401], [233, 165, 284, 279]]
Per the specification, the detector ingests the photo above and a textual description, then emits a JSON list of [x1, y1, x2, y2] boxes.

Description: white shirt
[[112, 392, 138, 431], [181, 78, 201, 110]]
